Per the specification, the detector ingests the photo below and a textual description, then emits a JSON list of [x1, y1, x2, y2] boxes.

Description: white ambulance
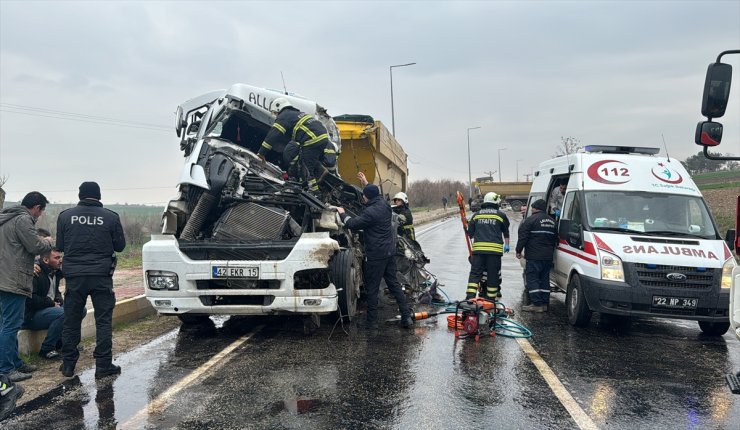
[[525, 145, 735, 335]]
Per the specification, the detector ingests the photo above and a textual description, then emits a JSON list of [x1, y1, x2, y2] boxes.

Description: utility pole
[[524, 173, 532, 182], [483, 170, 496, 181]]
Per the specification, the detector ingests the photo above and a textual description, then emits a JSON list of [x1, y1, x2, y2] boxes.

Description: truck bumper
[[143, 233, 341, 316], [580, 276, 730, 323]]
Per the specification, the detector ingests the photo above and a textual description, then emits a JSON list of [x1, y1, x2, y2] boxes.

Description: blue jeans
[[525, 260, 553, 306], [24, 305, 87, 353], [0, 291, 26, 373]]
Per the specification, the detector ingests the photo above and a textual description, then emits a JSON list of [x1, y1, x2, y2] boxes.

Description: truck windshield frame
[[583, 190, 719, 240]]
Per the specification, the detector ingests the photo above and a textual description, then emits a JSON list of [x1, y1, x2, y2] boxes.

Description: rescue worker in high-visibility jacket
[[465, 192, 510, 300], [258, 98, 329, 193], [391, 192, 415, 241]]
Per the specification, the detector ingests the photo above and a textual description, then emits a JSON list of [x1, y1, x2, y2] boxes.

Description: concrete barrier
[[17, 295, 154, 356]]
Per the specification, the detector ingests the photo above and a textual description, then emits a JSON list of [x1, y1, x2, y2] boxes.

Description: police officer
[[391, 192, 415, 241], [465, 192, 510, 300], [516, 199, 558, 312], [258, 98, 329, 194], [57, 182, 125, 379]]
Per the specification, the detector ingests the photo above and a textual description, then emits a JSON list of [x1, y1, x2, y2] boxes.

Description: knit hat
[[362, 184, 380, 200], [531, 199, 547, 211], [79, 181, 101, 200]]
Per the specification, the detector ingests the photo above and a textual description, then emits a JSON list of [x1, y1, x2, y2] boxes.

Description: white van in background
[[525, 145, 735, 335]]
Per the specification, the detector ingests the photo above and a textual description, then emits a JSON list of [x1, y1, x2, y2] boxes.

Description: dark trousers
[[300, 140, 327, 192], [467, 253, 502, 299], [364, 256, 411, 326], [62, 276, 116, 367], [525, 260, 552, 306]]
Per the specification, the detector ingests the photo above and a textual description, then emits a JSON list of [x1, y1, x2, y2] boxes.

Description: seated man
[[23, 248, 85, 359]]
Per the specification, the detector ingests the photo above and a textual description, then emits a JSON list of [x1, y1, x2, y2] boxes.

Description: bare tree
[[553, 136, 582, 157], [407, 179, 469, 208], [0, 175, 7, 209]]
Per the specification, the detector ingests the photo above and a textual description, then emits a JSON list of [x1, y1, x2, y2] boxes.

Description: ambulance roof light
[[584, 145, 660, 155]]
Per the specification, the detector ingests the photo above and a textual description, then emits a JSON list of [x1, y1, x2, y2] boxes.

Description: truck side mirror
[[701, 62, 732, 118], [695, 121, 723, 146]]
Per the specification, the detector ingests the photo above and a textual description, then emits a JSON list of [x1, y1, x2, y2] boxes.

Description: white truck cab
[[526, 145, 735, 335]]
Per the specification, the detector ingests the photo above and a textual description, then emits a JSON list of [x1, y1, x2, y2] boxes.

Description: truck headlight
[[147, 271, 179, 290], [600, 251, 625, 282], [721, 257, 736, 289]]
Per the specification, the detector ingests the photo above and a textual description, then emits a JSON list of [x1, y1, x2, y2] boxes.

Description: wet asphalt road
[[6, 214, 740, 429]]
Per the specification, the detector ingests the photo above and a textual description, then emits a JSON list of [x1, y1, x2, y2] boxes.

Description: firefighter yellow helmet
[[269, 97, 292, 114], [483, 192, 501, 205], [393, 192, 409, 204]]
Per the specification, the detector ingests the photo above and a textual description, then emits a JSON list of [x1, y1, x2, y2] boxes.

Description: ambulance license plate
[[652, 296, 697, 309], [212, 266, 259, 279]]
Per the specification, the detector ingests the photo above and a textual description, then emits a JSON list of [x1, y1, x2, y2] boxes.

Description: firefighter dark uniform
[[57, 182, 125, 379], [258, 106, 329, 193], [392, 204, 415, 241], [466, 202, 510, 300]]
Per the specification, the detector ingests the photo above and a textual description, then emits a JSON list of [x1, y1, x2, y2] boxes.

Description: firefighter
[[391, 192, 415, 241], [465, 192, 510, 300], [258, 98, 329, 194]]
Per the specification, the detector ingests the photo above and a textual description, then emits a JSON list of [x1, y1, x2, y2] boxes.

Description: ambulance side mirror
[[726, 229, 737, 254], [559, 219, 583, 249]]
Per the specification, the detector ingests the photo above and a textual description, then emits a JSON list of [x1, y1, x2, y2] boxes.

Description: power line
[[1, 103, 171, 129], [0, 107, 172, 133]]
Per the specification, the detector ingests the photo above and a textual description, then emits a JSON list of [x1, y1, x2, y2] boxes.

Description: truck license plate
[[212, 266, 259, 279], [652, 296, 698, 309]]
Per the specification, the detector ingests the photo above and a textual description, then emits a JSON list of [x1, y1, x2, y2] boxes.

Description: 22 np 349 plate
[[652, 296, 698, 309], [212, 266, 259, 279]]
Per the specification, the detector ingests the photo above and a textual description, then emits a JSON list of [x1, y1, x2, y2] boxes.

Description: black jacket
[[392, 204, 415, 240], [25, 262, 63, 318], [516, 211, 558, 261], [56, 200, 126, 278], [468, 204, 510, 255], [341, 196, 395, 261], [258, 107, 329, 157]]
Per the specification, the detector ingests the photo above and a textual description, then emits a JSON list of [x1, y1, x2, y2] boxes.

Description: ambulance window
[[526, 194, 544, 217], [562, 192, 581, 224]]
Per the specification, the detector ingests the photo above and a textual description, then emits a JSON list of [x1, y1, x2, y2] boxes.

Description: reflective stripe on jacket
[[258, 107, 329, 156], [468, 205, 510, 255]]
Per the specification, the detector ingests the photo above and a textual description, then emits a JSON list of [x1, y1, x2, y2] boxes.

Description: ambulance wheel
[[698, 321, 730, 336], [331, 249, 361, 320], [566, 274, 591, 327], [177, 314, 211, 325]]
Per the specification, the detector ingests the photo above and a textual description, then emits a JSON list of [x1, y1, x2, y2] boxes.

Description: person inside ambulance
[[548, 179, 568, 218]]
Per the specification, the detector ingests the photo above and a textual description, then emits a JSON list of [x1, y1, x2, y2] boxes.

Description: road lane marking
[[122, 325, 264, 429], [516, 338, 599, 430]]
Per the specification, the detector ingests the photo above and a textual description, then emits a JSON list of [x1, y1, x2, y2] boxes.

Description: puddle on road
[[270, 398, 327, 415]]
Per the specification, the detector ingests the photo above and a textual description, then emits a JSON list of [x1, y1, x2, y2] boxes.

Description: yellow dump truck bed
[[334, 115, 408, 197]]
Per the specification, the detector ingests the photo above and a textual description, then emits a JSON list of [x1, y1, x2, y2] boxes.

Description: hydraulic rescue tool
[[449, 298, 499, 341]]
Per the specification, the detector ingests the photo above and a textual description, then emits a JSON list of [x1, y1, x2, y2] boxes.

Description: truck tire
[[331, 248, 361, 320], [566, 274, 592, 327], [177, 314, 211, 325], [510, 200, 523, 212], [698, 321, 730, 336]]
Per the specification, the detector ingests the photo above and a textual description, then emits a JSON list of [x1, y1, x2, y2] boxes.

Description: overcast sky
[[1, 0, 739, 205]]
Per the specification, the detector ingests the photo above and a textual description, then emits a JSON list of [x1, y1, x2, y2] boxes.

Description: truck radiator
[[212, 202, 289, 241]]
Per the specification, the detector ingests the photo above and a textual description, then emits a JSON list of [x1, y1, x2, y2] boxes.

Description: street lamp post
[[516, 159, 523, 182], [467, 126, 481, 199], [389, 62, 416, 136], [498, 148, 508, 182]]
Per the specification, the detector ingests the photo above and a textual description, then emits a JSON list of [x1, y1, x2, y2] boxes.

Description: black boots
[[59, 362, 75, 378], [95, 364, 121, 380]]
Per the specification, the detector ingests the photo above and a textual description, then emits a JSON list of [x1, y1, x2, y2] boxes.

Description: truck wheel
[[331, 249, 361, 320], [698, 321, 730, 336], [177, 314, 211, 325], [566, 274, 592, 327], [510, 200, 522, 212]]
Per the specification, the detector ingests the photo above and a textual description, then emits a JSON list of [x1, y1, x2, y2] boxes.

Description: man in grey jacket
[[0, 192, 53, 382]]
